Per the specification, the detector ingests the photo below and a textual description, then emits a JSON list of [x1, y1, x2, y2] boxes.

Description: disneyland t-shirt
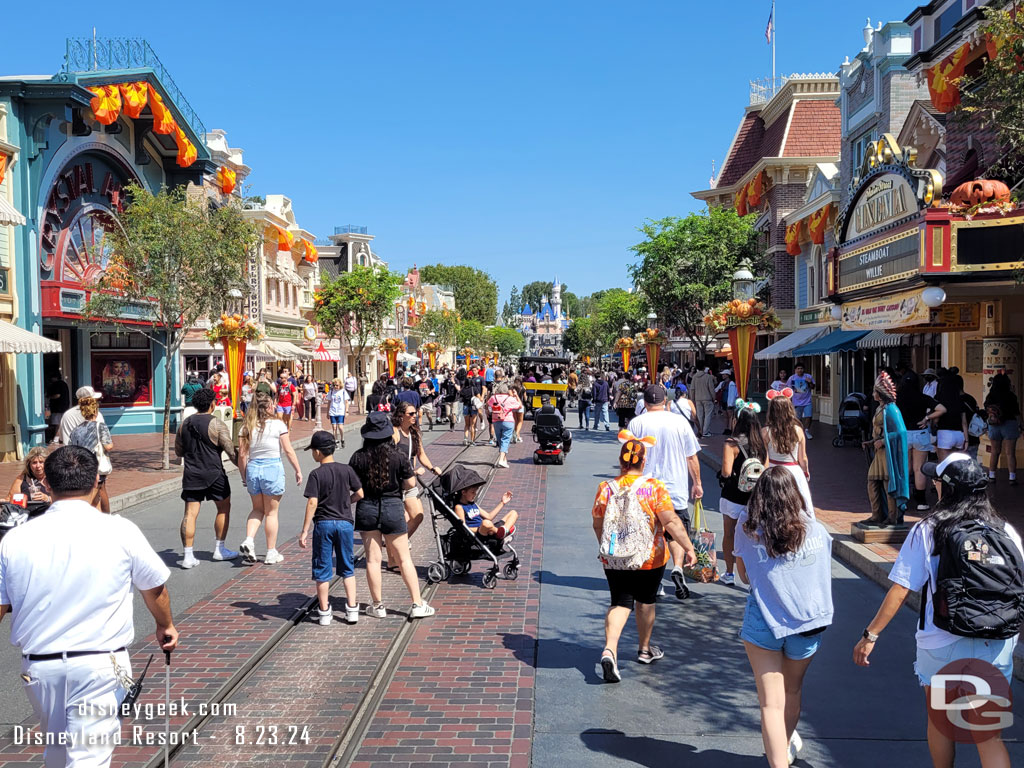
[[786, 373, 815, 408]]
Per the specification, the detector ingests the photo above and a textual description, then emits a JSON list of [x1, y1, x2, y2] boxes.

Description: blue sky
[[2, 1, 899, 309]]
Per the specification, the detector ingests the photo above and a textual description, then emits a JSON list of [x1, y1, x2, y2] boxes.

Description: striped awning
[[0, 320, 61, 353], [0, 196, 25, 227], [265, 340, 313, 360], [754, 326, 830, 360], [313, 342, 340, 362], [857, 330, 909, 350]]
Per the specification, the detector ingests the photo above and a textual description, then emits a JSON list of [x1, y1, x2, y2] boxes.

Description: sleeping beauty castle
[[516, 278, 569, 356]]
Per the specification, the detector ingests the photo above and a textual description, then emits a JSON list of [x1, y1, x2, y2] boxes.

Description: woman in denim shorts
[[734, 468, 833, 766], [984, 373, 1020, 486], [237, 393, 303, 565], [855, 453, 1022, 768]]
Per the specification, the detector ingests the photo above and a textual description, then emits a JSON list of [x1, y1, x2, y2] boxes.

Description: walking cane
[[164, 637, 172, 768]]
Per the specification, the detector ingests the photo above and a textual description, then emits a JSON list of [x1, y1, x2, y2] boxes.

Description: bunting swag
[[785, 220, 803, 256], [146, 85, 177, 135], [216, 166, 237, 195], [807, 204, 831, 245], [273, 225, 294, 252], [728, 325, 756, 401], [927, 42, 971, 113], [735, 184, 749, 216], [302, 239, 319, 263], [118, 82, 149, 118], [173, 125, 197, 168], [748, 172, 764, 207], [87, 85, 121, 125]]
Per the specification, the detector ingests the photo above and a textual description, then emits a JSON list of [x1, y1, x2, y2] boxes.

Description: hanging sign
[[840, 288, 929, 330]]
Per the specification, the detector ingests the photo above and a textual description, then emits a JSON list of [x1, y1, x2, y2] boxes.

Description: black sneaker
[[671, 569, 690, 600]]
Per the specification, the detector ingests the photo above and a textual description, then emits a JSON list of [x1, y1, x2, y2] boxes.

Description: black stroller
[[833, 392, 870, 447], [419, 465, 521, 589]]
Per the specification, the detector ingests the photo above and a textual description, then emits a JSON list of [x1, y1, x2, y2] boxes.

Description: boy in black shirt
[[300, 431, 364, 626]]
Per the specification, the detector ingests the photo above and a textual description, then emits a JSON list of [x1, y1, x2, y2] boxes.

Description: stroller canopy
[[440, 464, 487, 499]]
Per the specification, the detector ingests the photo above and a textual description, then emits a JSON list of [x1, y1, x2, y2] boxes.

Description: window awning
[[754, 326, 830, 360], [264, 340, 313, 360], [857, 330, 909, 350], [313, 342, 340, 362], [0, 320, 61, 354], [791, 329, 869, 356], [0, 196, 25, 227]]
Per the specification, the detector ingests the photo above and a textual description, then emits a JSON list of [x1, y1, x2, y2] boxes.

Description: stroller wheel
[[532, 454, 540, 464], [450, 560, 470, 575], [482, 570, 498, 589], [503, 562, 520, 580], [426, 562, 447, 583]]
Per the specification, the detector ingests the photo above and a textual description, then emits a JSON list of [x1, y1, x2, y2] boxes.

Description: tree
[[960, 7, 1024, 182], [563, 316, 602, 357], [418, 264, 498, 324], [520, 280, 556, 314], [83, 183, 261, 469], [501, 285, 522, 326], [561, 290, 583, 319], [491, 326, 525, 358], [629, 207, 764, 358], [594, 288, 647, 349], [416, 308, 462, 347], [455, 318, 492, 351], [314, 265, 404, 391]]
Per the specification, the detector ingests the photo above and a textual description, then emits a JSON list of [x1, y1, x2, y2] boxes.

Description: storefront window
[[184, 355, 210, 379], [89, 332, 153, 407]]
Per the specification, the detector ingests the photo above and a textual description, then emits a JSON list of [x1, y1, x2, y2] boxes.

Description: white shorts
[[936, 430, 965, 451], [720, 498, 746, 520]]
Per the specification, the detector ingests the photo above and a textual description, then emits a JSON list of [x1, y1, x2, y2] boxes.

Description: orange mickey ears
[[617, 429, 656, 446]]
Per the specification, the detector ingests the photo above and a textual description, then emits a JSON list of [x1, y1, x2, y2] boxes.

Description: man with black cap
[[628, 384, 703, 599], [299, 431, 364, 626]]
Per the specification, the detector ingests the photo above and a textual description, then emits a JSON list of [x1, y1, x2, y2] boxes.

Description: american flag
[[765, 7, 774, 44]]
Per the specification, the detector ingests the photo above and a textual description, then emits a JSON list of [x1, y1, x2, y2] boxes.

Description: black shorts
[[605, 566, 666, 610], [664, 507, 692, 541], [181, 474, 231, 503], [355, 497, 408, 536]]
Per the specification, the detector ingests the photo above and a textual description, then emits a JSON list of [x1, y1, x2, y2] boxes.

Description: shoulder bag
[[95, 421, 113, 476]]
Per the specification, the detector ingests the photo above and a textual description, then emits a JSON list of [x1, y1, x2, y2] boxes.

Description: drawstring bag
[[682, 499, 719, 583]]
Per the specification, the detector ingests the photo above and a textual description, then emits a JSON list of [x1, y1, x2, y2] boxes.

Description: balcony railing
[[62, 37, 206, 139], [749, 76, 789, 106], [334, 225, 368, 235]]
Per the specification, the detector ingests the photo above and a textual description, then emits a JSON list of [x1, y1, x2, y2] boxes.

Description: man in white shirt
[[628, 384, 703, 600], [0, 446, 177, 768], [58, 386, 106, 445]]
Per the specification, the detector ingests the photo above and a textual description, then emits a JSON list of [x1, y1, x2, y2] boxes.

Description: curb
[[697, 446, 1024, 682], [108, 417, 365, 514]]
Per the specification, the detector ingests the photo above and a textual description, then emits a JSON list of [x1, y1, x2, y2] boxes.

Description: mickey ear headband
[[734, 398, 761, 414], [617, 429, 656, 466], [617, 429, 657, 447], [765, 387, 794, 401]]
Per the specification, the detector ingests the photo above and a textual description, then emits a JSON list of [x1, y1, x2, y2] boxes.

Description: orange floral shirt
[[591, 474, 673, 570]]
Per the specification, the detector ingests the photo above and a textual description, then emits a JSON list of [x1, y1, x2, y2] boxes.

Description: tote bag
[[95, 422, 112, 476], [682, 499, 719, 583]]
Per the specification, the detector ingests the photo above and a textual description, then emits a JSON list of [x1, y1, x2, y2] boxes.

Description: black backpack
[[921, 519, 1024, 639], [460, 383, 475, 406]]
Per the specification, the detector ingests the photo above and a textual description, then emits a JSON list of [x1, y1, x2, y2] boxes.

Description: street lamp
[[732, 259, 755, 301], [622, 324, 630, 336], [646, 311, 658, 329], [228, 288, 243, 299]]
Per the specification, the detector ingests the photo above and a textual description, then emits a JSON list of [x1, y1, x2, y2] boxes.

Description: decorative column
[[207, 314, 263, 419], [379, 338, 405, 378], [704, 297, 780, 402]]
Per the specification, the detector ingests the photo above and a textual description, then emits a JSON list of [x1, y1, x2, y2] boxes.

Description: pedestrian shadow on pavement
[[534, 569, 607, 592], [580, 729, 779, 767], [231, 592, 310, 622], [502, 632, 605, 685]]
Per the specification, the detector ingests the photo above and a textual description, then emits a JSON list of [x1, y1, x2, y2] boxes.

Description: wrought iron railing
[[62, 37, 207, 139], [334, 225, 368, 235], [749, 76, 789, 106]]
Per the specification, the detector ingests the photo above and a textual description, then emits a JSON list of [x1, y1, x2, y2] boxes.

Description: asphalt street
[[0, 421, 454, 731], [534, 426, 1024, 768]]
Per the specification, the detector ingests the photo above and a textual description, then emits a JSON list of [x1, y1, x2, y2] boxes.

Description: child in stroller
[[455, 483, 518, 540]]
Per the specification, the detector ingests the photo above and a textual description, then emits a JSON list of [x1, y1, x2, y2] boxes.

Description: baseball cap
[[643, 384, 666, 404], [922, 368, 937, 377], [305, 430, 337, 452], [76, 386, 103, 400], [922, 452, 988, 492]]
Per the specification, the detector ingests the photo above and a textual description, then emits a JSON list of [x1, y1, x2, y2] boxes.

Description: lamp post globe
[[647, 311, 658, 328], [732, 259, 755, 301]]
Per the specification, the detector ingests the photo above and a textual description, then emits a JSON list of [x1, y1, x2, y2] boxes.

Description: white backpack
[[599, 475, 655, 570]]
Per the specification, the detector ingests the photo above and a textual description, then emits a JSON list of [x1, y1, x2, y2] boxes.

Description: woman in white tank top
[[763, 394, 814, 519]]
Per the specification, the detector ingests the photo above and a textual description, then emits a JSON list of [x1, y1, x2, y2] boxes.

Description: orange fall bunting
[[88, 85, 122, 126]]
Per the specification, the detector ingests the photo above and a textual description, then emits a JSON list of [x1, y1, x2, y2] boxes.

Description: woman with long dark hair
[[984, 372, 1020, 486], [391, 401, 442, 539], [897, 370, 940, 510], [718, 401, 768, 585], [349, 412, 435, 619], [763, 394, 814, 518], [735, 467, 833, 767], [854, 453, 1022, 768]]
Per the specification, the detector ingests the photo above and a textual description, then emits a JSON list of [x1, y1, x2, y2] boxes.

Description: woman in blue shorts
[[734, 467, 833, 766], [327, 377, 348, 447]]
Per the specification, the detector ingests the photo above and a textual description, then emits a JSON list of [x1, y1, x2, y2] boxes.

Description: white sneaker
[[345, 604, 360, 624], [264, 550, 284, 565], [719, 572, 736, 586], [805, 430, 813, 439], [497, 458, 509, 468], [656, 584, 666, 597], [181, 554, 199, 569], [239, 539, 257, 564], [788, 730, 803, 765], [409, 602, 436, 619], [213, 547, 238, 561], [367, 602, 387, 618], [317, 608, 333, 626]]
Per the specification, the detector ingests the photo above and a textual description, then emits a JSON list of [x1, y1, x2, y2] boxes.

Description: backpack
[[460, 384, 475, 406], [921, 519, 1024, 640], [598, 476, 655, 570], [987, 404, 1004, 426], [737, 452, 766, 493]]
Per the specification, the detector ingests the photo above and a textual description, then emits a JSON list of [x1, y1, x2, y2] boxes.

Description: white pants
[[21, 650, 130, 767]]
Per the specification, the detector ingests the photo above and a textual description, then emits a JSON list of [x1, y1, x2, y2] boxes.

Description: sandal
[[381, 563, 402, 574], [600, 649, 621, 683]]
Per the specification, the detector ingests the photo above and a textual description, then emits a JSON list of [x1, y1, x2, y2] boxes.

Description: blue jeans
[[494, 420, 514, 453], [578, 400, 592, 428], [311, 519, 355, 581], [592, 401, 610, 430]]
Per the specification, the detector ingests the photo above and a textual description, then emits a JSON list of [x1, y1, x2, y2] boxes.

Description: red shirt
[[277, 383, 296, 407]]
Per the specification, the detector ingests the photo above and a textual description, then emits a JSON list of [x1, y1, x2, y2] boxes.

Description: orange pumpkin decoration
[[951, 179, 1011, 207]]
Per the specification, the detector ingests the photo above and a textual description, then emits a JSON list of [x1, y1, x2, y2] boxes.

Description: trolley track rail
[[147, 438, 498, 768]]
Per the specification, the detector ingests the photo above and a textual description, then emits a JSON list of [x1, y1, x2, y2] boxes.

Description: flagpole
[[772, 0, 776, 87]]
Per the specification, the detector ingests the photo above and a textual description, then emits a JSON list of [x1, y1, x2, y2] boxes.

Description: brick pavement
[[349, 433, 544, 768], [0, 410, 366, 511]]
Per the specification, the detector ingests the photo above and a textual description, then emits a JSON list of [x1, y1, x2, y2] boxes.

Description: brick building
[[692, 74, 841, 398]]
